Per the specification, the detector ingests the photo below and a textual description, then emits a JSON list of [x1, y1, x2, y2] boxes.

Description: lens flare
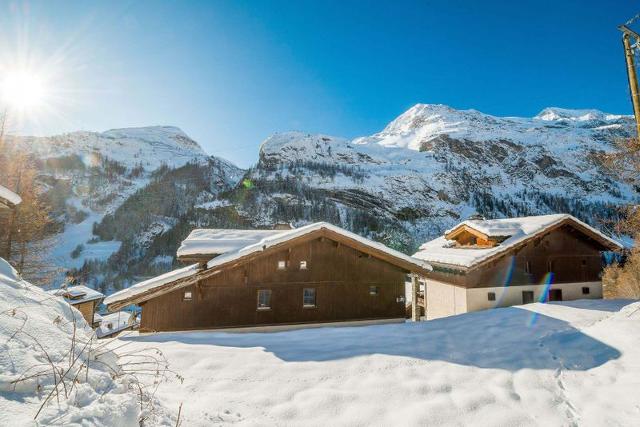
[[492, 256, 516, 307], [527, 272, 555, 327]]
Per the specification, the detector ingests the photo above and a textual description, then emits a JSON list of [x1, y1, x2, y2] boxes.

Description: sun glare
[[1, 70, 47, 110]]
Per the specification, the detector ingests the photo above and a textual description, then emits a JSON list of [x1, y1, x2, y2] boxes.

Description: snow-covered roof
[[106, 222, 432, 309], [96, 311, 137, 338], [204, 222, 431, 272], [177, 229, 288, 258], [48, 285, 105, 305], [104, 263, 202, 307], [0, 185, 22, 208], [414, 214, 622, 269]]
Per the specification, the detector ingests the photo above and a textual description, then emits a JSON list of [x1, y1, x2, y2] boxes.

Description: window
[[303, 288, 316, 307], [547, 260, 554, 273], [183, 291, 192, 301], [487, 292, 496, 301], [369, 286, 379, 296], [300, 260, 307, 270], [522, 291, 534, 304], [257, 289, 271, 309], [582, 286, 590, 295], [525, 261, 531, 274], [277, 260, 286, 270]]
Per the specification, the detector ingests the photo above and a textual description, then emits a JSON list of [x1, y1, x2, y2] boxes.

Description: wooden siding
[[74, 301, 96, 325], [140, 237, 407, 332], [426, 224, 608, 289]]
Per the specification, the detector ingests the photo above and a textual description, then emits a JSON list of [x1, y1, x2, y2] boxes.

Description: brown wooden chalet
[[105, 222, 432, 332], [413, 214, 623, 320]]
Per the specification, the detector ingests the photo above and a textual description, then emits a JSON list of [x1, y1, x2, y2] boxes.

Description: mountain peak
[[534, 107, 622, 122]]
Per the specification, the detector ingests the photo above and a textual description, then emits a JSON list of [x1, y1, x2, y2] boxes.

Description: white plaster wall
[[465, 281, 602, 313], [425, 279, 467, 320]]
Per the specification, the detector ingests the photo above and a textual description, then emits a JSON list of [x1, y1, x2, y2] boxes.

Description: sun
[[1, 70, 48, 111]]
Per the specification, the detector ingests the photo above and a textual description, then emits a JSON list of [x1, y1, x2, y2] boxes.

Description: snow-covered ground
[[0, 258, 172, 426], [121, 299, 640, 426]]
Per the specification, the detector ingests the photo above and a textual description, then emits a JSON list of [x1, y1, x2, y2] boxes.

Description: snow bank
[[121, 299, 640, 426], [0, 257, 171, 426]]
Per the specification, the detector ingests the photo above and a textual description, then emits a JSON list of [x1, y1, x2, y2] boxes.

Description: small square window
[[369, 286, 379, 296], [183, 291, 192, 301], [277, 260, 286, 270], [487, 292, 496, 301], [303, 288, 316, 307], [582, 287, 590, 295], [300, 260, 307, 270], [257, 289, 271, 309]]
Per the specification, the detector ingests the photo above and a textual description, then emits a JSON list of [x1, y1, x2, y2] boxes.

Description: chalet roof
[[177, 229, 287, 259], [105, 222, 432, 310], [104, 263, 201, 308], [0, 185, 22, 209], [48, 285, 105, 305], [414, 214, 623, 270]]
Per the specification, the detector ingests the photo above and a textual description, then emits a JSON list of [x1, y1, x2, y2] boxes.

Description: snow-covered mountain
[[244, 104, 634, 247], [6, 104, 636, 290], [6, 126, 243, 285]]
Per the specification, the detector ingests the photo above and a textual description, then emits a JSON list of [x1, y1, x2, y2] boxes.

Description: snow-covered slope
[[121, 299, 640, 426], [0, 257, 171, 425], [6, 126, 244, 284]]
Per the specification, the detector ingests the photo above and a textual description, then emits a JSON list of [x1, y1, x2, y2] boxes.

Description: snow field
[[121, 299, 640, 426]]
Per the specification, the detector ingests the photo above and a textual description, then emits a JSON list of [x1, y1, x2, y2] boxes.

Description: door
[[522, 291, 534, 304], [548, 289, 563, 302]]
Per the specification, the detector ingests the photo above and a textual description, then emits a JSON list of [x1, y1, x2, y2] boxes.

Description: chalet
[[104, 222, 432, 332], [48, 285, 105, 327], [412, 214, 623, 320]]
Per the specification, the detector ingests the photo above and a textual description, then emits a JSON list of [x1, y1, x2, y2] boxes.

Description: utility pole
[[619, 24, 640, 137]]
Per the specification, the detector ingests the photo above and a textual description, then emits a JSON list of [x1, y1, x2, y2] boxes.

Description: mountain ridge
[[4, 103, 636, 290]]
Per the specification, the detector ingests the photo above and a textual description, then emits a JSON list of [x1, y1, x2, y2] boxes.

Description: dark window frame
[[303, 288, 316, 308], [369, 285, 379, 296], [257, 289, 272, 310], [487, 292, 496, 301], [582, 286, 590, 295]]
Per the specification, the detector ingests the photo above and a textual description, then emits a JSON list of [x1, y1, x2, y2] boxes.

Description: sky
[[0, 0, 638, 167]]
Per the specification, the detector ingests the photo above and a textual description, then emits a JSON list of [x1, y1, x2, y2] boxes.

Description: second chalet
[[413, 214, 623, 319], [104, 222, 432, 332]]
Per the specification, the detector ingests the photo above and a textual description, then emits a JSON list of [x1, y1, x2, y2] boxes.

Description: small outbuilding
[[413, 214, 623, 320], [48, 285, 105, 327], [105, 222, 432, 332]]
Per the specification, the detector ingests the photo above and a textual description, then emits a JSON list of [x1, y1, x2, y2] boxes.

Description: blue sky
[[0, 0, 637, 167]]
